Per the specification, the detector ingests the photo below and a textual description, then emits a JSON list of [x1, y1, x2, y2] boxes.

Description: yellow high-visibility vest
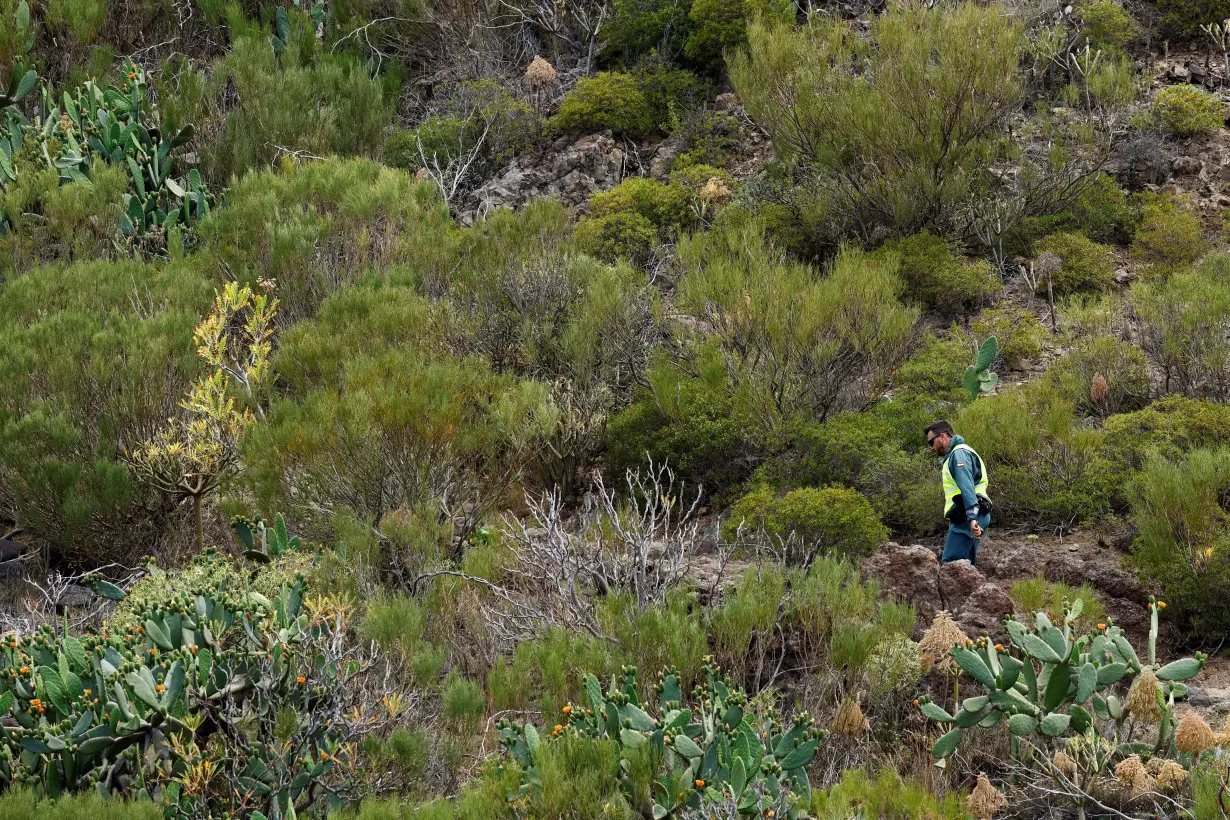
[[942, 443, 989, 517]]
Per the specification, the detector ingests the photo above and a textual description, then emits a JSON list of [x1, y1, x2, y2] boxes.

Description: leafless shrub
[[412, 459, 702, 643]]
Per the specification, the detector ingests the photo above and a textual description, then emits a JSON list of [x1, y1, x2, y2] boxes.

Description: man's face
[[927, 431, 950, 456]]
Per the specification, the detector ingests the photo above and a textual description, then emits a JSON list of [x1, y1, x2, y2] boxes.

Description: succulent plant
[[0, 55, 212, 248], [963, 336, 999, 399], [498, 659, 823, 818], [0, 550, 354, 817], [918, 596, 1205, 772]]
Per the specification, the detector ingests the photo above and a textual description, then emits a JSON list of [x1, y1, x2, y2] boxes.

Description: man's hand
[[970, 521, 984, 538]]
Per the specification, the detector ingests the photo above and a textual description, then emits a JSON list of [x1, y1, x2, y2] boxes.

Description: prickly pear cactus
[[963, 336, 999, 398], [498, 658, 824, 818], [918, 596, 1206, 770], [0, 553, 358, 817]]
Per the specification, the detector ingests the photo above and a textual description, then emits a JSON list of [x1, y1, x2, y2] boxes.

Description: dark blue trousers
[[942, 513, 991, 566]]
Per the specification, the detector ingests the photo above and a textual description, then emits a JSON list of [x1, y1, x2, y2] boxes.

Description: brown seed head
[[832, 697, 868, 737], [919, 610, 969, 676], [1175, 711, 1216, 755], [1115, 755, 1156, 798], [1125, 669, 1165, 723], [1157, 760, 1189, 792], [525, 56, 558, 88], [1052, 751, 1077, 777], [967, 773, 1007, 819]]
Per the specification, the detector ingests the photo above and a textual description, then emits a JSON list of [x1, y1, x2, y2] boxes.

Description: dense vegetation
[[3, 0, 1230, 815]]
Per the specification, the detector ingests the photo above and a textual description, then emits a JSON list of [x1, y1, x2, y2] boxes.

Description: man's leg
[[942, 525, 975, 564]]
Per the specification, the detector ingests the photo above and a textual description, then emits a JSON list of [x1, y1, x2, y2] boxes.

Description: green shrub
[[384, 80, 537, 175], [891, 331, 972, 403], [876, 232, 998, 315], [555, 72, 656, 138], [677, 221, 918, 436], [1156, 0, 1230, 39], [809, 768, 968, 819], [0, 553, 359, 814], [1102, 395, 1230, 473], [577, 175, 702, 262], [1131, 256, 1230, 397], [603, 365, 752, 499], [684, 0, 793, 70], [204, 30, 391, 183], [0, 792, 161, 819], [723, 485, 888, 560], [603, 0, 696, 65], [590, 176, 695, 230], [1048, 336, 1150, 415], [674, 110, 742, 169], [45, 0, 105, 44], [0, 259, 210, 563], [633, 59, 712, 124], [1152, 84, 1224, 136], [1079, 1, 1140, 51], [198, 158, 453, 322], [731, 5, 1026, 237], [1130, 195, 1207, 274], [972, 306, 1046, 368], [1021, 172, 1138, 245], [954, 382, 1122, 527], [1035, 231, 1115, 296], [1130, 448, 1230, 636], [384, 728, 431, 778], [1009, 576, 1105, 631], [442, 672, 487, 729]]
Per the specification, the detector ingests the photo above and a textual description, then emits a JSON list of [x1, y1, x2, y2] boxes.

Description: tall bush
[[1130, 448, 1230, 636], [0, 259, 210, 562], [676, 220, 917, 438], [730, 5, 1025, 238], [1132, 255, 1230, 398]]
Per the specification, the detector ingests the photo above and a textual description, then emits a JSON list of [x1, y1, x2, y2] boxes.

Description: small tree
[[127, 281, 277, 552]]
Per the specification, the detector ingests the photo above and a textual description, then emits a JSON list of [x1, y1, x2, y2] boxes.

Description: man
[[925, 421, 992, 566]]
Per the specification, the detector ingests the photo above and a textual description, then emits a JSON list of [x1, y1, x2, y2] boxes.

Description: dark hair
[[924, 420, 954, 439]]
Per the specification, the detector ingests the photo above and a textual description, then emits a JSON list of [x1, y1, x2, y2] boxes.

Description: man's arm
[[950, 456, 981, 521]]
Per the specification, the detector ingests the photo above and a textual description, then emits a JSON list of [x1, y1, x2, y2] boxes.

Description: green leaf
[[1112, 635, 1139, 668], [1043, 663, 1072, 711], [16, 0, 30, 31], [126, 669, 161, 710], [919, 701, 954, 723], [779, 738, 818, 769], [523, 723, 539, 763], [976, 336, 999, 370], [171, 123, 194, 147], [963, 366, 982, 398], [92, 579, 127, 601], [0, 691, 12, 714], [1018, 632, 1062, 664], [1096, 662, 1126, 686], [673, 734, 703, 759], [14, 70, 36, 102], [1039, 624, 1069, 661], [144, 619, 173, 650], [618, 703, 656, 732], [998, 655, 1023, 689], [978, 372, 998, 393], [955, 707, 988, 728], [932, 727, 961, 759], [1039, 712, 1071, 737], [1156, 657, 1203, 682], [1075, 662, 1096, 704], [619, 728, 647, 748], [731, 756, 747, 797], [951, 647, 996, 689], [1007, 714, 1037, 736]]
